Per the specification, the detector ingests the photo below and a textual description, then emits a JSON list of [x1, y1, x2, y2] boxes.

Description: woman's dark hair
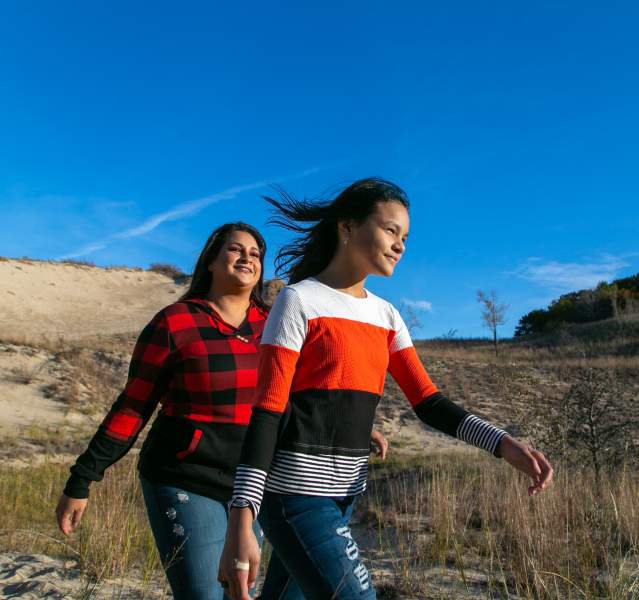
[[180, 222, 268, 310], [265, 177, 409, 284]]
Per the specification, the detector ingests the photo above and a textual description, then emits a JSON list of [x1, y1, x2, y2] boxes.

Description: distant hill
[[0, 258, 286, 344], [0, 258, 188, 342], [515, 273, 639, 337]]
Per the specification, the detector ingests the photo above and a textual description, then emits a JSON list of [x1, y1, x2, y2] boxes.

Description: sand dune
[[0, 259, 187, 342]]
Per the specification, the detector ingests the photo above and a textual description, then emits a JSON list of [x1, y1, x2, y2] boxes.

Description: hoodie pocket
[[176, 428, 203, 460]]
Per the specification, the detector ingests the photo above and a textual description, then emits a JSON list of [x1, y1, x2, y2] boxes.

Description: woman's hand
[[55, 493, 88, 536], [218, 507, 261, 600], [370, 429, 389, 460], [497, 436, 553, 496]]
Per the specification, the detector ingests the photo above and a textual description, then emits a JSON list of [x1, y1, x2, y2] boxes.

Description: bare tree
[[477, 289, 508, 356], [523, 368, 639, 486], [399, 301, 423, 338]]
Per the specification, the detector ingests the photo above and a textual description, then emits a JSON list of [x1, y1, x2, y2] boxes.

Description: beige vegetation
[[1, 258, 638, 598]]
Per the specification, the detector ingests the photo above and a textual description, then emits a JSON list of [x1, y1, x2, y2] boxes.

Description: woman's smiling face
[[208, 230, 262, 290]]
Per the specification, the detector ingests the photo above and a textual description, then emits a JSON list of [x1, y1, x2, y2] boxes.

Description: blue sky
[[1, 2, 638, 338]]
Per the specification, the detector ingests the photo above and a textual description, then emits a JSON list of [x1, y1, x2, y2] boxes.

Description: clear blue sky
[[2, 2, 638, 338]]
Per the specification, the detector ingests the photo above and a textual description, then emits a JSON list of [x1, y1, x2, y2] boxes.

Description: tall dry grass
[[3, 452, 637, 598], [0, 456, 165, 592], [363, 453, 639, 599]]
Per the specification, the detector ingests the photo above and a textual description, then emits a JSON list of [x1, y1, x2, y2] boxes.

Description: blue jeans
[[141, 477, 269, 600], [259, 492, 375, 600]]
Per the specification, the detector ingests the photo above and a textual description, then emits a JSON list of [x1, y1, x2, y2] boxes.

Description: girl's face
[[346, 201, 409, 277], [208, 230, 262, 290]]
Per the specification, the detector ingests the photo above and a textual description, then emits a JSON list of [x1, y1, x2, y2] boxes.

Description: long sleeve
[[387, 309, 507, 456], [64, 312, 174, 499], [230, 287, 306, 517]]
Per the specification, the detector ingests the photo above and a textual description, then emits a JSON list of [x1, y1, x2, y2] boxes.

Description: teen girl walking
[[219, 178, 554, 600]]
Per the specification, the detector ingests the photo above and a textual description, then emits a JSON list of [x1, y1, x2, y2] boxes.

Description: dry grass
[[5, 361, 46, 385], [0, 457, 161, 583], [43, 346, 129, 416], [0, 456, 270, 596], [3, 453, 637, 598], [362, 454, 639, 599]]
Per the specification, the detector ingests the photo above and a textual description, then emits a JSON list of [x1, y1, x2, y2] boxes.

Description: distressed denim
[[141, 477, 266, 600], [259, 492, 375, 600]]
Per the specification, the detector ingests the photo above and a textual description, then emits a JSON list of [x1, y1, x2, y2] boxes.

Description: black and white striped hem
[[231, 465, 268, 519], [456, 414, 507, 455]]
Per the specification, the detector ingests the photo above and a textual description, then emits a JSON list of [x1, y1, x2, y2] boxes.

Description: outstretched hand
[[497, 436, 553, 496], [55, 493, 88, 536]]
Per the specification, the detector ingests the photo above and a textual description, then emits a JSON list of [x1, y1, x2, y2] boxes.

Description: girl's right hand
[[218, 507, 261, 600], [55, 493, 88, 536]]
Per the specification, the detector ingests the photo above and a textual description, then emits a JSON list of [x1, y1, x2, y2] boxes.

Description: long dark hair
[[180, 222, 268, 310], [265, 177, 409, 284]]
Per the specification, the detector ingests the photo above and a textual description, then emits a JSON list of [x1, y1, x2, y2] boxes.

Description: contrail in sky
[[60, 165, 331, 259]]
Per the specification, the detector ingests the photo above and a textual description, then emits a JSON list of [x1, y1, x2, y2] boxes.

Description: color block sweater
[[231, 278, 507, 517]]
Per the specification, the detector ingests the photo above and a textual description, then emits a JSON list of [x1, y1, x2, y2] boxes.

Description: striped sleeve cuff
[[456, 414, 508, 456], [230, 465, 268, 519]]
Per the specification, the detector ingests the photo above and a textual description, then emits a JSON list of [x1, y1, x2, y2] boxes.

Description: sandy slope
[[0, 553, 170, 599], [0, 259, 187, 342]]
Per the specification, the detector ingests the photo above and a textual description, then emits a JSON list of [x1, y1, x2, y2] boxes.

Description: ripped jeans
[[140, 477, 265, 600], [258, 492, 375, 600]]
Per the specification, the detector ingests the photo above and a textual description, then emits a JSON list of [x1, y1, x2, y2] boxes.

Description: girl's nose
[[393, 239, 405, 254]]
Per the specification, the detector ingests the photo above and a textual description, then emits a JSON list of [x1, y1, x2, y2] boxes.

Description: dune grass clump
[[363, 453, 639, 599]]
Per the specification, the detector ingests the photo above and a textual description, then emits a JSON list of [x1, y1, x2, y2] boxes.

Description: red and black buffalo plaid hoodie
[[63, 298, 268, 501]]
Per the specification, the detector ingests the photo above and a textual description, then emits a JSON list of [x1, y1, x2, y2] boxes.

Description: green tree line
[[514, 273, 639, 337]]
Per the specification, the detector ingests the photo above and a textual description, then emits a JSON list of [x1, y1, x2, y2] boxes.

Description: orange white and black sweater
[[231, 278, 507, 517]]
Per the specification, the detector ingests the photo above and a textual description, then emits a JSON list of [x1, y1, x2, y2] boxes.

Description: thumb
[[530, 454, 542, 477]]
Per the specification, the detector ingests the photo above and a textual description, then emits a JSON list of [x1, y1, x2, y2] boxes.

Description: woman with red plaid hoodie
[[55, 222, 332, 600]]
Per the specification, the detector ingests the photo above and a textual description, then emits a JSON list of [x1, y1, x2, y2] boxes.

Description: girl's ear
[[337, 219, 352, 241]]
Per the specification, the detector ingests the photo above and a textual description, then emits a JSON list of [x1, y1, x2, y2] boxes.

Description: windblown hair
[[180, 222, 268, 310], [265, 177, 409, 284]]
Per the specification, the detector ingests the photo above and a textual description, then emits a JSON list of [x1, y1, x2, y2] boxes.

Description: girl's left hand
[[370, 429, 389, 460], [497, 436, 553, 496]]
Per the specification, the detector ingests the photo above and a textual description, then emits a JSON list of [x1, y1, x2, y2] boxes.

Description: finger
[[58, 511, 71, 536], [532, 451, 554, 489], [520, 448, 541, 479], [230, 570, 250, 600], [248, 558, 259, 590], [71, 507, 84, 528], [529, 453, 542, 478], [381, 441, 388, 460]]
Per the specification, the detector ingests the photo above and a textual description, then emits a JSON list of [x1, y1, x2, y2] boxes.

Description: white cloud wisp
[[60, 165, 330, 260], [512, 256, 629, 292], [401, 298, 433, 312]]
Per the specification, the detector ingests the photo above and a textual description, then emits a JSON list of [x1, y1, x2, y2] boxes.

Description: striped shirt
[[231, 278, 506, 516]]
